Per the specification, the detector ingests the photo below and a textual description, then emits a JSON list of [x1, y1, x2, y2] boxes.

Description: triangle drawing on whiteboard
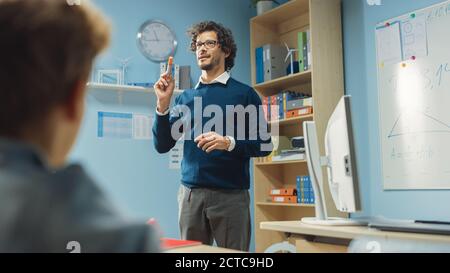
[[388, 110, 450, 138]]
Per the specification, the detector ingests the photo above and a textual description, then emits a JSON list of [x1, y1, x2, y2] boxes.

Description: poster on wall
[[97, 111, 154, 140]]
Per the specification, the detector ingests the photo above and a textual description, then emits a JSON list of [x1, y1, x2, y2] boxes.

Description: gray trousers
[[177, 185, 251, 251]]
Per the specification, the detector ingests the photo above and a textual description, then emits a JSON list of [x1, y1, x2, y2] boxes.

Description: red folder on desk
[[161, 238, 202, 250]]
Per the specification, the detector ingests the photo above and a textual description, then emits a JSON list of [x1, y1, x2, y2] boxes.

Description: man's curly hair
[[188, 21, 237, 71]]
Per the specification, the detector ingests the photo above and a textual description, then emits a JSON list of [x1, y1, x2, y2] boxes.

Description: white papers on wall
[[98, 111, 154, 140], [133, 114, 154, 140], [98, 112, 133, 139], [376, 22, 403, 65], [401, 15, 428, 60], [376, 16, 429, 67]]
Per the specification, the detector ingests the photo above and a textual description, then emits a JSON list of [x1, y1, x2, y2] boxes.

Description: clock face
[[136, 20, 177, 62]]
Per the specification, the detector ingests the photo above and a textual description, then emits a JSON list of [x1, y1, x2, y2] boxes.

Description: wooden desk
[[164, 244, 245, 253], [261, 221, 450, 253]]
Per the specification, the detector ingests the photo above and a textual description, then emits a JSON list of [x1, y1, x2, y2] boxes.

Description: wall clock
[[136, 20, 177, 62]]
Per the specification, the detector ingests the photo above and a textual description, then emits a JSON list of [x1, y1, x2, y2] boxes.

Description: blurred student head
[[0, 0, 110, 167]]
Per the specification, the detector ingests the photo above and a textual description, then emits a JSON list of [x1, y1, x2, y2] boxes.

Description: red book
[[262, 96, 269, 121], [270, 96, 278, 122], [161, 238, 202, 250]]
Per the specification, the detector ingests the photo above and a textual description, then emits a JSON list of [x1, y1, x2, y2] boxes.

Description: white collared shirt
[[155, 71, 235, 152], [195, 71, 230, 89]]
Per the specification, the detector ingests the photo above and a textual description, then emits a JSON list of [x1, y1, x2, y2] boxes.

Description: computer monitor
[[301, 95, 365, 226]]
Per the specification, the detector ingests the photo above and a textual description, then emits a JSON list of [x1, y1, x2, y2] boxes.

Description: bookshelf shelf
[[269, 114, 314, 126], [254, 70, 312, 97], [255, 160, 306, 166], [87, 82, 183, 94], [251, 0, 345, 252], [256, 202, 315, 208], [251, 0, 310, 27]]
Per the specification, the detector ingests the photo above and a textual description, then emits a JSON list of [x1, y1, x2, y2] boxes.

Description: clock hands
[[152, 29, 159, 41]]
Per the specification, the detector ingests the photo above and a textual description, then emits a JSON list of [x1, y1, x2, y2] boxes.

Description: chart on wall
[[375, 0, 450, 189]]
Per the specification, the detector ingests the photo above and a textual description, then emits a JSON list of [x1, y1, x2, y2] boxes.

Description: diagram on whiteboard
[[376, 0, 450, 189], [388, 110, 450, 138]]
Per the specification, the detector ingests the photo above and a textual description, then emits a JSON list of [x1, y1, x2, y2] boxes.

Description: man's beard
[[199, 57, 219, 71], [200, 63, 214, 70]]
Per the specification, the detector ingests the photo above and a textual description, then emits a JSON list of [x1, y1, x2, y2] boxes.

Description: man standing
[[152, 21, 272, 251]]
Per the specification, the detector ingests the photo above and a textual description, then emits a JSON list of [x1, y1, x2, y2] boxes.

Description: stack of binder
[[255, 44, 288, 84], [269, 188, 298, 204], [262, 92, 313, 122], [296, 176, 315, 204]]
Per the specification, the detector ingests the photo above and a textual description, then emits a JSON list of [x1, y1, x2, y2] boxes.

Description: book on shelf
[[255, 47, 265, 84], [298, 30, 312, 72], [271, 152, 305, 162], [263, 44, 288, 82], [269, 188, 297, 196], [263, 92, 312, 122], [269, 96, 278, 122], [296, 175, 315, 204], [271, 195, 298, 204], [306, 30, 312, 71], [298, 32, 307, 73], [286, 106, 313, 119], [286, 97, 313, 111]]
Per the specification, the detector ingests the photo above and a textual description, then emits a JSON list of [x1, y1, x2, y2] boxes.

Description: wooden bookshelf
[[250, 0, 345, 252]]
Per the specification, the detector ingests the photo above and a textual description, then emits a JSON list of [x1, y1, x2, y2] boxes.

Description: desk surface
[[164, 244, 245, 253], [261, 221, 450, 244]]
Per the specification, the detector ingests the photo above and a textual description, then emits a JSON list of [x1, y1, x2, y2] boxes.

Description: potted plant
[[250, 0, 280, 15]]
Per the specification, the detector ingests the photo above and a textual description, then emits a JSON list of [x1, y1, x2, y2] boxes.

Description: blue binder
[[256, 47, 264, 84]]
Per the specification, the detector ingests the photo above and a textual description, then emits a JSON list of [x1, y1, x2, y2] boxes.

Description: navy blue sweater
[[152, 78, 273, 190]]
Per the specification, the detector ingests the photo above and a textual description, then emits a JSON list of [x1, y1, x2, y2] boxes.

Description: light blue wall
[[343, 0, 450, 221], [69, 0, 256, 248], [68, 0, 450, 253], [342, 0, 372, 217]]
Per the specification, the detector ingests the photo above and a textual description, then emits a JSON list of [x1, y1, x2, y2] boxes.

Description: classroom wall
[[342, 0, 372, 217], [69, 0, 257, 247], [343, 0, 450, 221], [67, 0, 450, 252]]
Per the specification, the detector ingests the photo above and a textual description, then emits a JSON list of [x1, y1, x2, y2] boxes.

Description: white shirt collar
[[195, 71, 230, 89]]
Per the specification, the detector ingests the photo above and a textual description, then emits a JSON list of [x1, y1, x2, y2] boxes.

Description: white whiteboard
[[376, 0, 450, 189]]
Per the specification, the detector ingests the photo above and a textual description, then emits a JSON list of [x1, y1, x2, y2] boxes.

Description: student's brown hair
[[0, 0, 110, 137], [188, 21, 237, 71]]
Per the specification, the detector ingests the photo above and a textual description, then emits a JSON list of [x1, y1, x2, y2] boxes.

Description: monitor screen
[[325, 95, 361, 213], [302, 95, 364, 226]]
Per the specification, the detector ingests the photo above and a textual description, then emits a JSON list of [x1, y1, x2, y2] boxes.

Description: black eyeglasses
[[193, 40, 219, 50]]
